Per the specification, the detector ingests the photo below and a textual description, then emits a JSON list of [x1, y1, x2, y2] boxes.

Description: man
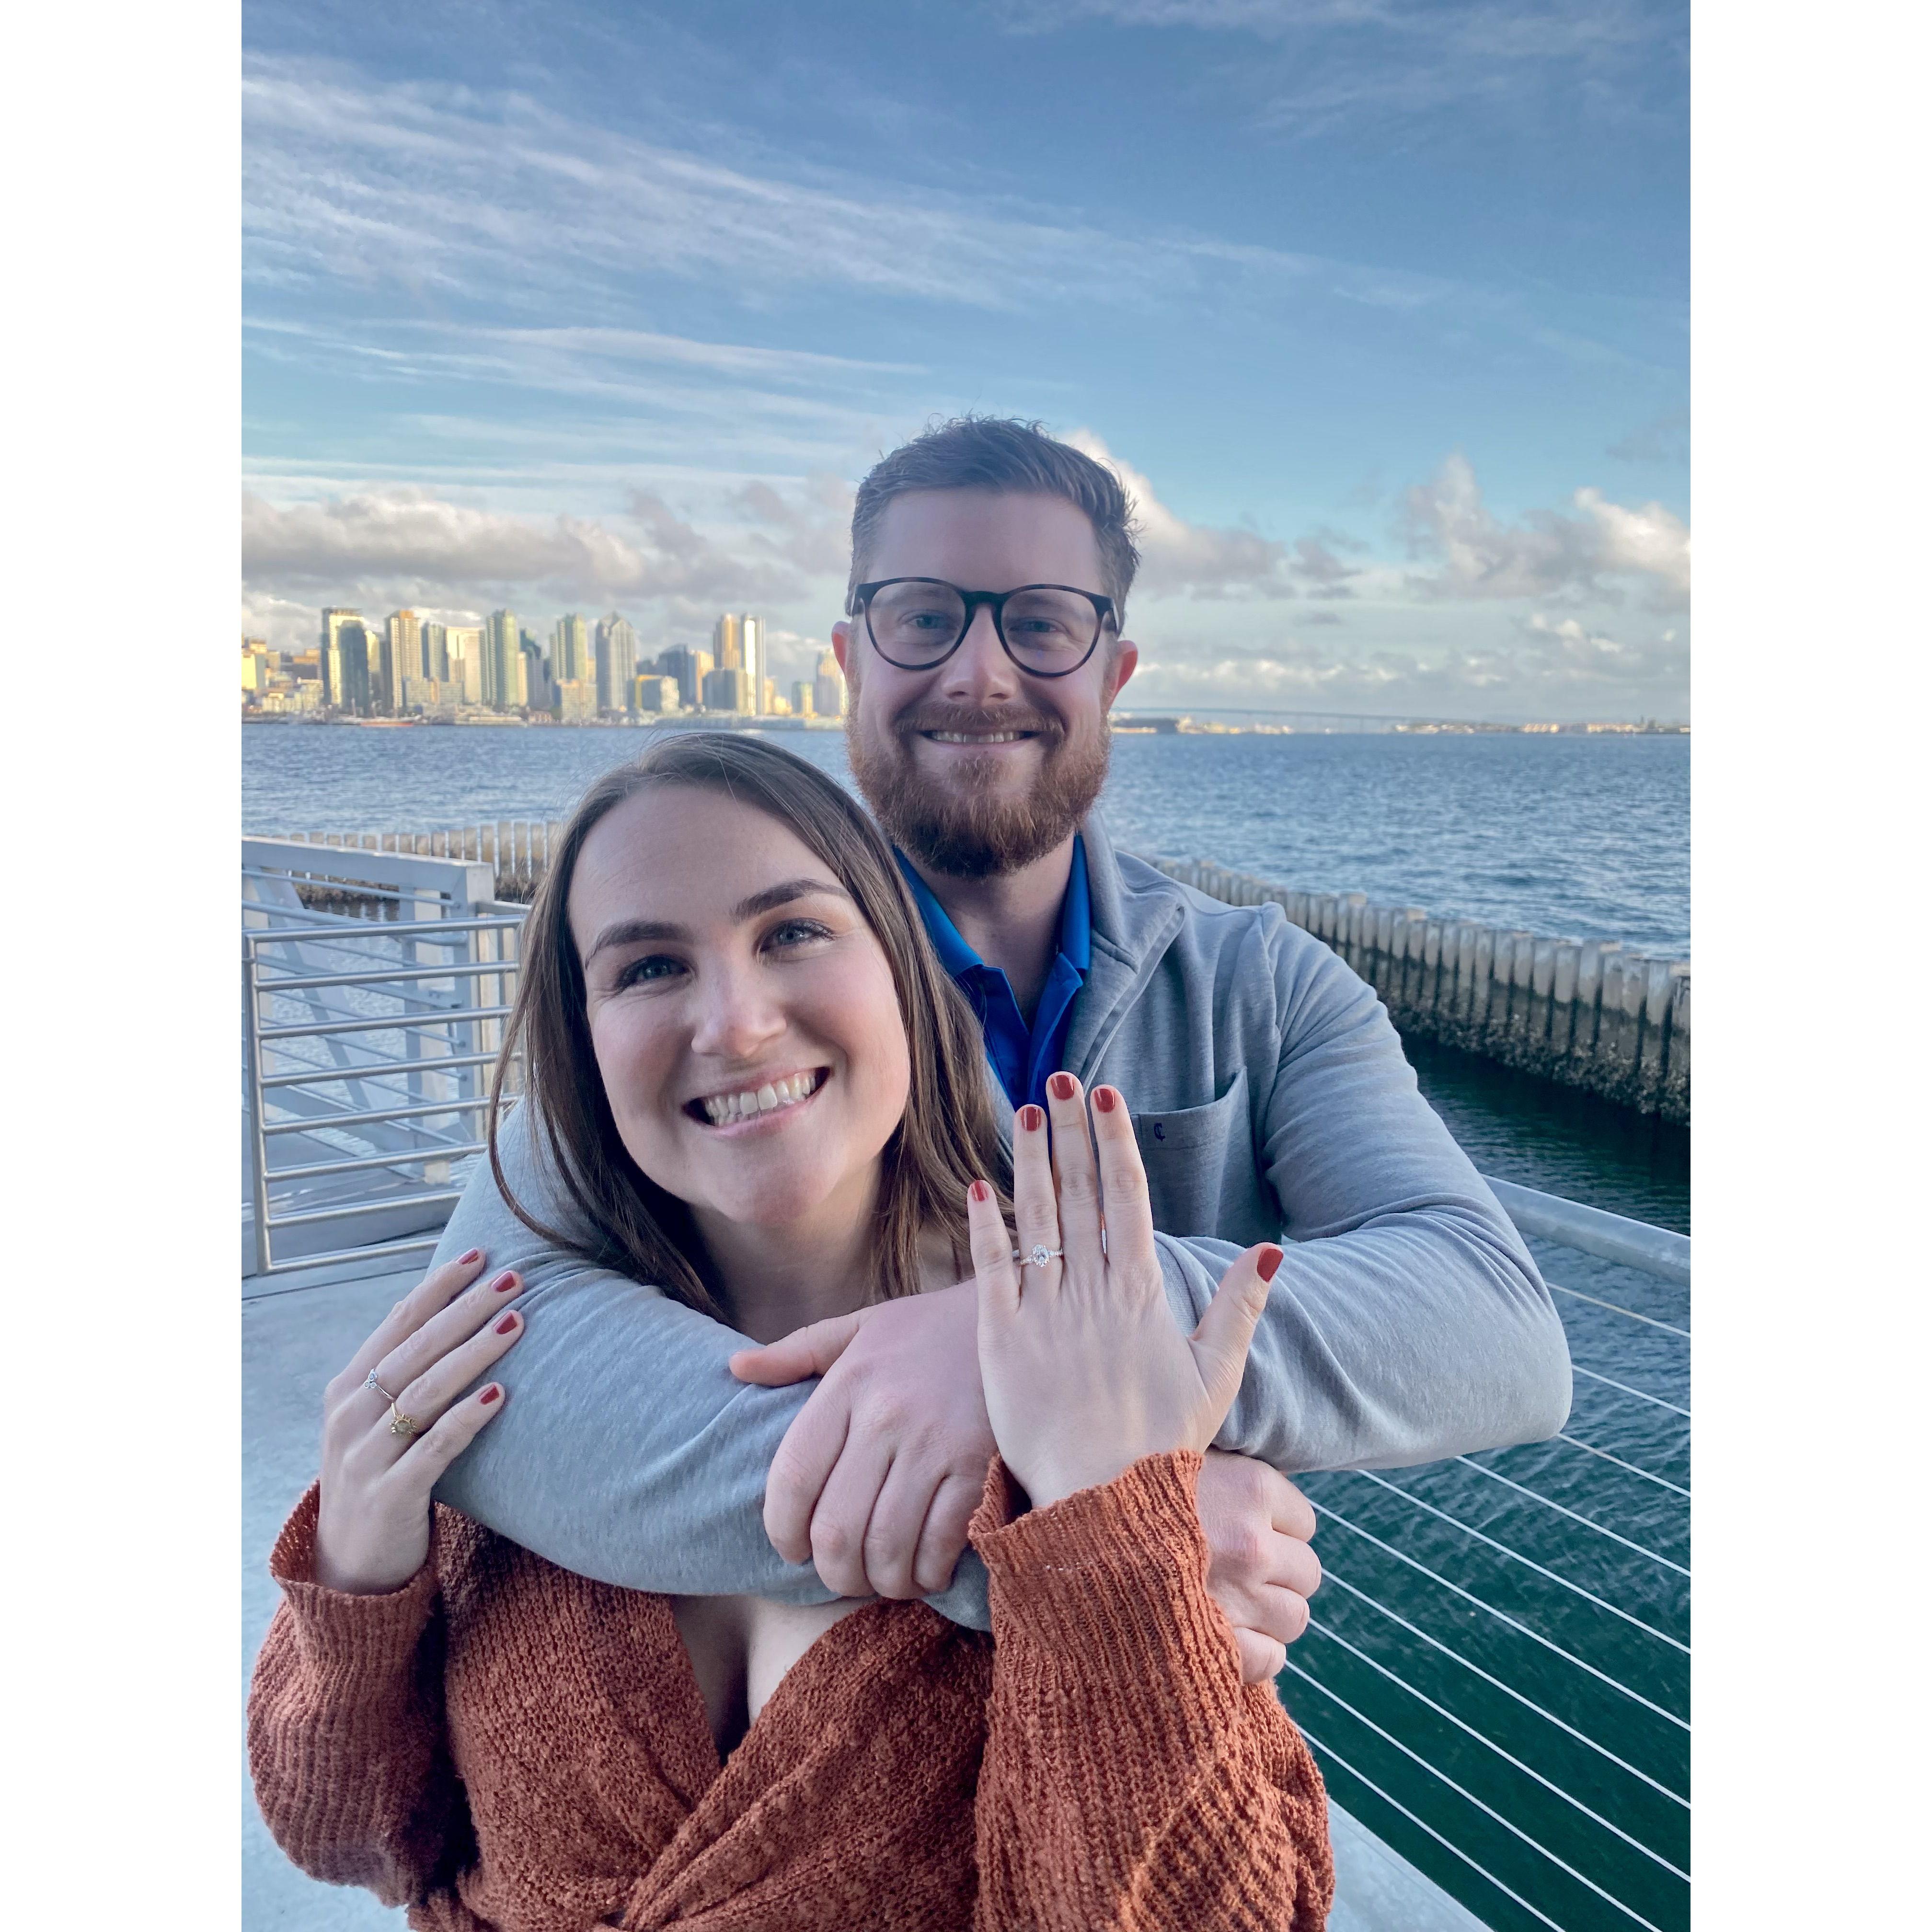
[[430, 418, 1570, 1680]]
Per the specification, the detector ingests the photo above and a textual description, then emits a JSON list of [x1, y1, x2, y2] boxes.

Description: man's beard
[[846, 702, 1111, 880]]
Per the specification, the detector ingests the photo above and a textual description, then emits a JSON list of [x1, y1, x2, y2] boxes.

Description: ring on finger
[[365, 1369, 400, 1403], [1018, 1244, 1063, 1268], [388, 1402, 419, 1438]]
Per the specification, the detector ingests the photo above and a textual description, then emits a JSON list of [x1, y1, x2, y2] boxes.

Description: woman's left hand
[[966, 1072, 1283, 1508]]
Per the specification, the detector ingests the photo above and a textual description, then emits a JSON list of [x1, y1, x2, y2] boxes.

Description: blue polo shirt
[[896, 837, 1092, 1114]]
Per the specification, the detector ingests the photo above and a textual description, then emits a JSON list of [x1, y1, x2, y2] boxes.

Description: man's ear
[[831, 621, 855, 682], [1103, 640, 1139, 707]]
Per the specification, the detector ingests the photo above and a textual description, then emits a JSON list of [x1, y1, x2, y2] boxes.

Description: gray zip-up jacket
[[431, 815, 1570, 1630]]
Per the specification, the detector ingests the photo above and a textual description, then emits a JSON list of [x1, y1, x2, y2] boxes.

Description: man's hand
[[729, 1281, 994, 1600], [1196, 1449, 1322, 1684]]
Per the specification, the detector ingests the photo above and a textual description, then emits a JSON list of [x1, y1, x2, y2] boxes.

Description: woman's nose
[[687, 961, 785, 1060]]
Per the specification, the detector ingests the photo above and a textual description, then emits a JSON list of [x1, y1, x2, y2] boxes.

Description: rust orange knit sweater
[[249, 1449, 1333, 1931]]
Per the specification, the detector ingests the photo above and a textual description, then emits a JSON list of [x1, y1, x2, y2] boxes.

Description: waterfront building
[[484, 610, 522, 710], [713, 612, 743, 672], [634, 675, 680, 713], [335, 618, 373, 716], [520, 638, 550, 713], [814, 649, 846, 719], [657, 645, 713, 711], [436, 625, 482, 705], [595, 613, 637, 713], [713, 614, 767, 713], [702, 665, 752, 713], [791, 680, 815, 717], [421, 621, 450, 683], [554, 678, 596, 723], [551, 612, 591, 687], [382, 610, 422, 714], [320, 608, 364, 710], [242, 642, 271, 698]]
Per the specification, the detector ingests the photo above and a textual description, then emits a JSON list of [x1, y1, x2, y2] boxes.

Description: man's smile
[[920, 729, 1033, 746]]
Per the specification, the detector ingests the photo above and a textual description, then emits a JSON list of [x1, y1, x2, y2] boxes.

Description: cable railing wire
[[1314, 1570, 1688, 1808], [1450, 1458, 1691, 1578], [1553, 1433, 1690, 1499], [1547, 1280, 1690, 1339], [1302, 1615, 1689, 1881], [1283, 1664, 1671, 1932], [1570, 1363, 1690, 1418], [1308, 1498, 1689, 1731], [1352, 1472, 1690, 1654]]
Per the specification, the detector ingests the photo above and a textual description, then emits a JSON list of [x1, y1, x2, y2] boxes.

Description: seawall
[[272, 825, 1689, 1123], [1145, 856, 1689, 1123]]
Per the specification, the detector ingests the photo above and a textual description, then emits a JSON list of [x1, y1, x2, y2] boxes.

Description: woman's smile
[[688, 1066, 830, 1132]]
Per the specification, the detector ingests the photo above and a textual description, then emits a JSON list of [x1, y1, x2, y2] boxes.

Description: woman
[[249, 735, 1334, 1931]]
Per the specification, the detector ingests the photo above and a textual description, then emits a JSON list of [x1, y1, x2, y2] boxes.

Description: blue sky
[[242, 0, 1690, 719]]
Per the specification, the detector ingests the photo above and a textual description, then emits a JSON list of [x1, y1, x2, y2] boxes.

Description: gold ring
[[389, 1403, 418, 1438]]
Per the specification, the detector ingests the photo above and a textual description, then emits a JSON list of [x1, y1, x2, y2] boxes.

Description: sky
[[241, 0, 1690, 720]]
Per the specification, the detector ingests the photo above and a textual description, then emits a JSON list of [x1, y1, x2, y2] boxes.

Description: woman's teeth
[[700, 1070, 823, 1126]]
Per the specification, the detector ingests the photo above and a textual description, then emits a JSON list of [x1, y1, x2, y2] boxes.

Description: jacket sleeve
[[1157, 923, 1571, 1472], [246, 1484, 467, 1908], [428, 1104, 994, 1628], [969, 1451, 1334, 1932]]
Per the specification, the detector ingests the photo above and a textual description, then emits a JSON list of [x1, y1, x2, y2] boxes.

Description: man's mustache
[[890, 706, 1066, 744]]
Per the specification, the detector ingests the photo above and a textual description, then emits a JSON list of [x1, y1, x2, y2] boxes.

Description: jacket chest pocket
[[1129, 1069, 1250, 1237]]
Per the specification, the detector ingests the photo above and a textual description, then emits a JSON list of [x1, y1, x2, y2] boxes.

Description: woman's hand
[[314, 1250, 526, 1594], [966, 1072, 1282, 1509]]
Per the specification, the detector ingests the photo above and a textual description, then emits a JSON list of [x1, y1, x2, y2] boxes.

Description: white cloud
[[1402, 453, 1688, 607]]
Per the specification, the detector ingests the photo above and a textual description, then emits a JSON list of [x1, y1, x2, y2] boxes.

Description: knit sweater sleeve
[[968, 1450, 1335, 1932], [246, 1483, 469, 1909]]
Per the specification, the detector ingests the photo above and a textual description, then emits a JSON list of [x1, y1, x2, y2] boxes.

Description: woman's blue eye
[[766, 919, 832, 949], [617, 954, 683, 987]]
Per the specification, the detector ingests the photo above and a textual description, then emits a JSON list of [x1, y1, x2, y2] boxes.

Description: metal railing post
[[242, 937, 276, 1278]]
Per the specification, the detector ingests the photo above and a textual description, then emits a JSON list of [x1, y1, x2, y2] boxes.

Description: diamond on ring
[[1025, 1244, 1061, 1268], [366, 1370, 399, 1403]]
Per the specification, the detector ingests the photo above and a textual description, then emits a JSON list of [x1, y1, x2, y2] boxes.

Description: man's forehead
[[867, 489, 1104, 589]]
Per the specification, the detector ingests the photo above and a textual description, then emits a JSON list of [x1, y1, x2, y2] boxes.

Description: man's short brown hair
[[847, 416, 1142, 618]]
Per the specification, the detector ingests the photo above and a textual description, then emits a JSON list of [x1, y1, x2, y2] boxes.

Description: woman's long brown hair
[[487, 732, 1011, 1322]]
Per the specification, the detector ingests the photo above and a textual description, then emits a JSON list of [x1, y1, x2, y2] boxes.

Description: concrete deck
[[242, 1259, 1484, 1932]]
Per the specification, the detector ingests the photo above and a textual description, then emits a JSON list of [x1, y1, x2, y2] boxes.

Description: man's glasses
[[849, 578, 1116, 678]]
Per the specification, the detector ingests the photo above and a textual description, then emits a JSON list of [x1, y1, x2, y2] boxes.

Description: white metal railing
[[242, 841, 525, 1279]]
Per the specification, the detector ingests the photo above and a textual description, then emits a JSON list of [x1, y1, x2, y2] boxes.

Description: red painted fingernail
[[495, 1311, 519, 1334], [1093, 1086, 1118, 1113], [480, 1385, 501, 1405], [1018, 1104, 1044, 1132], [969, 1179, 990, 1203], [458, 1248, 483, 1265], [1049, 1072, 1076, 1101], [1257, 1245, 1284, 1282], [490, 1271, 518, 1293]]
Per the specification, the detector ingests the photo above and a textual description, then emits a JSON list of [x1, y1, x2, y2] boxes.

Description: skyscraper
[[702, 665, 752, 713], [382, 610, 422, 713], [551, 612, 591, 687], [486, 610, 523, 710], [713, 614, 766, 712], [441, 625, 483, 705], [596, 612, 637, 713], [713, 613, 742, 672], [321, 608, 363, 709], [521, 637, 550, 713], [814, 649, 847, 719], [336, 619, 373, 715]]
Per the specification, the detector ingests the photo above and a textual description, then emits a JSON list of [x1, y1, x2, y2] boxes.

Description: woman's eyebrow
[[731, 878, 850, 921], [585, 881, 850, 967]]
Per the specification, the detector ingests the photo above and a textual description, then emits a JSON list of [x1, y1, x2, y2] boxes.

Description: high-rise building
[[421, 621, 451, 683], [520, 637, 549, 713], [713, 613, 742, 672], [335, 619, 373, 715], [634, 675, 680, 713], [555, 679, 596, 723], [551, 612, 591, 687], [790, 680, 815, 717], [321, 608, 363, 709], [596, 612, 637, 713], [743, 617, 766, 713], [381, 610, 422, 714], [657, 645, 713, 711], [814, 649, 847, 719], [440, 625, 483, 705], [485, 610, 523, 709], [702, 665, 752, 713]]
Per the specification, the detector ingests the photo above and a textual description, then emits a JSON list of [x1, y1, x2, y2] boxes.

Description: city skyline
[[242, 2, 1689, 722]]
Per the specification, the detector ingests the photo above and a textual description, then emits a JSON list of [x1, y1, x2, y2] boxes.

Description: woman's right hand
[[314, 1250, 526, 1594]]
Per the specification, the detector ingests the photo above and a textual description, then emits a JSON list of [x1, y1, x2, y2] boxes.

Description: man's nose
[[688, 959, 786, 1061], [938, 605, 1018, 705]]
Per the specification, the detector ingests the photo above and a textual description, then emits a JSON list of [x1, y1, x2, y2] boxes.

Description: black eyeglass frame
[[848, 577, 1118, 678]]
